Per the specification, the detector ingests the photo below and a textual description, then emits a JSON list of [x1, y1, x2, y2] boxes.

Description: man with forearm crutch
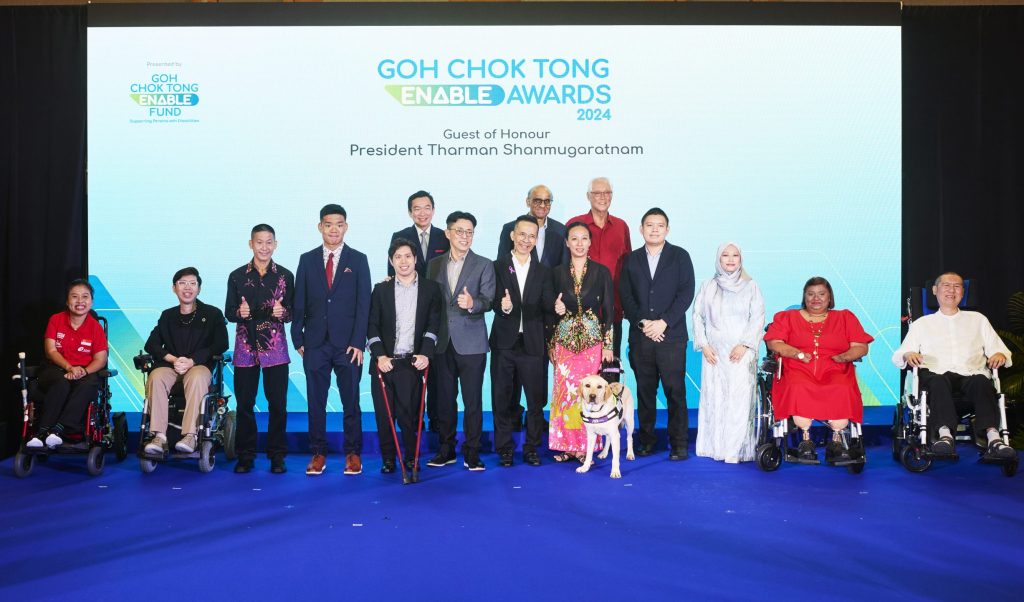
[[368, 239, 443, 480]]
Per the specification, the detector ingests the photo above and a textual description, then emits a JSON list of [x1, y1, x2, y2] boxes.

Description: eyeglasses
[[449, 228, 474, 238], [176, 280, 199, 288], [530, 198, 552, 206], [516, 232, 538, 241], [588, 191, 612, 197]]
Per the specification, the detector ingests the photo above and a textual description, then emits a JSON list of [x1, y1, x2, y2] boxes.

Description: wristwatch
[[796, 352, 806, 360]]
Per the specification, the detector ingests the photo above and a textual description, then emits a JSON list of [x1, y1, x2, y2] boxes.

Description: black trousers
[[629, 336, 688, 450], [491, 337, 547, 454], [919, 369, 1000, 438], [370, 359, 427, 461], [303, 341, 362, 455], [233, 363, 289, 461], [435, 346, 486, 457], [36, 363, 98, 433], [612, 319, 623, 359]]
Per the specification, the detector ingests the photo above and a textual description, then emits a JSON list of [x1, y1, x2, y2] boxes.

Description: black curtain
[[0, 6, 87, 455], [902, 6, 1024, 327]]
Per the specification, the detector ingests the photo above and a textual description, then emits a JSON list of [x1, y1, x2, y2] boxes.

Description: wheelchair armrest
[[133, 353, 154, 373], [212, 352, 232, 364], [98, 368, 118, 378]]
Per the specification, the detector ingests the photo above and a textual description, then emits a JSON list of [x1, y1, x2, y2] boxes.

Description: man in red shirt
[[568, 177, 631, 357]]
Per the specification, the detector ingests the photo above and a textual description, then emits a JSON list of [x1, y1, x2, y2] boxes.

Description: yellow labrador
[[576, 375, 635, 478]]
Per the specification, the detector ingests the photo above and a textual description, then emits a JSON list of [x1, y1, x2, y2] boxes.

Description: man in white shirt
[[893, 272, 1015, 458]]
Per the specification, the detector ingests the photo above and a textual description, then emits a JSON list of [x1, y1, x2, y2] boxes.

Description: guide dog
[[576, 374, 635, 478]]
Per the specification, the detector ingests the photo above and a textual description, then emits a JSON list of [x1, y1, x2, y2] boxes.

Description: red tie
[[326, 252, 334, 289]]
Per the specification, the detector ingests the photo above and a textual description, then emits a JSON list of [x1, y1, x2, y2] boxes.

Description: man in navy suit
[[620, 207, 695, 461], [425, 211, 495, 471], [292, 204, 371, 476], [491, 215, 554, 467], [388, 190, 450, 278], [388, 190, 450, 433], [495, 184, 566, 431]]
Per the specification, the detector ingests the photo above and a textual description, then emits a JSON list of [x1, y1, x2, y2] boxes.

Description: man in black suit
[[388, 190, 449, 433], [367, 239, 444, 474], [495, 184, 566, 430], [490, 215, 554, 467], [388, 190, 450, 278], [620, 208, 695, 461]]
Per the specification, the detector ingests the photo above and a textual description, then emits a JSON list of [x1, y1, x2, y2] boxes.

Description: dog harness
[[581, 392, 623, 425]]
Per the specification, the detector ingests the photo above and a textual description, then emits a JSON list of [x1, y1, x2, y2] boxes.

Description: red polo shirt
[[567, 211, 632, 320], [44, 311, 108, 367]]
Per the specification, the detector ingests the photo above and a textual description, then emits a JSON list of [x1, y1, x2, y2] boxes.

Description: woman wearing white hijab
[[692, 242, 765, 463]]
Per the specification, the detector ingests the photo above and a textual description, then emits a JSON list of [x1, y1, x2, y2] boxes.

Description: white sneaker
[[144, 433, 167, 454], [26, 437, 44, 449], [175, 433, 197, 454], [45, 433, 63, 447]]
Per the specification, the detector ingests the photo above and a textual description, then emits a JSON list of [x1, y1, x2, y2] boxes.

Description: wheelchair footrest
[[979, 453, 1017, 465], [783, 449, 822, 465]]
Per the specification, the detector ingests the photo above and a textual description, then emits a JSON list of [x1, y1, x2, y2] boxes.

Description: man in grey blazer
[[425, 211, 495, 470]]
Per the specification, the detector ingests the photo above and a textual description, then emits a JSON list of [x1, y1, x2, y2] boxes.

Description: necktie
[[420, 230, 429, 261], [326, 251, 334, 289]]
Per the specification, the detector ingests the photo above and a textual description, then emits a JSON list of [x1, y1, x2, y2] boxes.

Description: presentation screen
[[87, 5, 901, 413]]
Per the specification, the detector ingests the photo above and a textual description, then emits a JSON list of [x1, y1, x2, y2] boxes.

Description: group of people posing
[[28, 177, 1016, 477]]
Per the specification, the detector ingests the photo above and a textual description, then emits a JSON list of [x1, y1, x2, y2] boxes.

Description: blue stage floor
[[2, 435, 1022, 601]]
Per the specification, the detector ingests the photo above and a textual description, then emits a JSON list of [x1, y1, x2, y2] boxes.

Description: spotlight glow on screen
[[87, 19, 901, 413]]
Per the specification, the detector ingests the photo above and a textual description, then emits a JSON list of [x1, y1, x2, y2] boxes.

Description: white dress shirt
[[892, 310, 1013, 376], [535, 220, 547, 261], [508, 252, 532, 333], [322, 244, 344, 281]]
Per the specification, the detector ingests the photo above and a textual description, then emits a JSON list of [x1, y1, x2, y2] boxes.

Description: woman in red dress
[[765, 277, 873, 460]]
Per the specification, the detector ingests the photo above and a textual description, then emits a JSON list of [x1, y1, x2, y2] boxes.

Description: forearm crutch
[[411, 366, 429, 484], [376, 369, 410, 484]]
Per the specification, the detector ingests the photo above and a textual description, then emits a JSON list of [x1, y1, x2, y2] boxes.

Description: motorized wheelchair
[[11, 316, 128, 477], [134, 351, 236, 473], [891, 279, 1018, 477], [754, 346, 867, 474]]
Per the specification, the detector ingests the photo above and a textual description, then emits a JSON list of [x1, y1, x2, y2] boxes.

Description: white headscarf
[[713, 241, 752, 293]]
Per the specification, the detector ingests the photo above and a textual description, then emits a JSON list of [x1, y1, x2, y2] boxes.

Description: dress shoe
[[426, 451, 456, 467], [270, 457, 286, 474], [344, 453, 362, 475], [668, 448, 689, 461], [234, 459, 254, 474], [524, 450, 541, 466], [306, 453, 327, 475], [464, 456, 486, 471], [930, 436, 954, 455], [635, 443, 654, 457], [797, 439, 818, 462], [499, 451, 514, 467], [404, 460, 419, 474], [380, 458, 396, 474]]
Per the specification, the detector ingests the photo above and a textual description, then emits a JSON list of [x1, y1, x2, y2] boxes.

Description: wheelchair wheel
[[139, 457, 157, 473], [13, 451, 35, 478], [87, 446, 106, 476], [756, 443, 782, 472], [1002, 457, 1018, 478], [113, 412, 128, 461], [891, 408, 902, 462], [198, 440, 216, 473], [222, 410, 237, 461], [900, 446, 931, 473]]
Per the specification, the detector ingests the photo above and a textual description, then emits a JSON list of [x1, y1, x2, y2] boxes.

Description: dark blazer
[[426, 249, 495, 355], [490, 256, 554, 357], [366, 277, 443, 359], [144, 300, 228, 370], [291, 244, 371, 351], [388, 225, 450, 277], [619, 242, 695, 342], [496, 217, 567, 268], [549, 260, 615, 333]]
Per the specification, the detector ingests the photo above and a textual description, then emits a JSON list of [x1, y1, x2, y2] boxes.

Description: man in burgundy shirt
[[568, 177, 631, 357]]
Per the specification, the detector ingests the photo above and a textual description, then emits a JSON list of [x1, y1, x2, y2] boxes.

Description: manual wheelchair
[[134, 351, 236, 473], [11, 316, 128, 477], [753, 351, 867, 473]]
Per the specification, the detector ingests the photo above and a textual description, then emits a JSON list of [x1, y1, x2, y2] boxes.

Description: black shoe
[[986, 439, 1016, 460], [381, 458, 396, 474], [826, 440, 850, 462], [524, 450, 541, 466], [636, 444, 654, 457], [668, 448, 689, 461], [464, 456, 486, 471], [270, 457, 286, 474], [234, 459, 254, 474], [499, 451, 514, 467], [797, 439, 818, 461], [930, 435, 954, 455], [404, 460, 419, 474], [426, 451, 456, 468]]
